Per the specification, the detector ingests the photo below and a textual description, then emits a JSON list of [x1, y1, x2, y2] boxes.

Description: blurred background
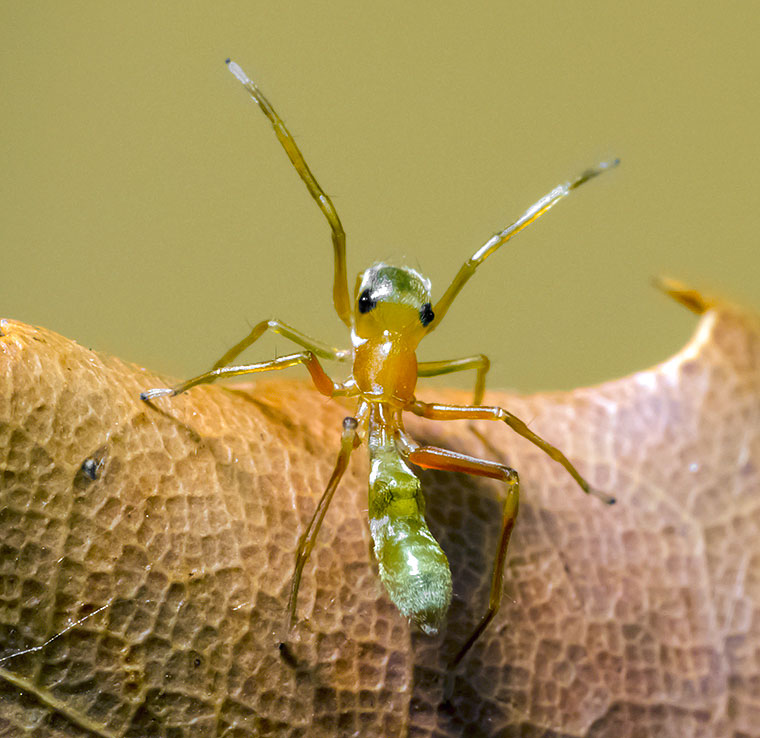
[[2, 4, 758, 394]]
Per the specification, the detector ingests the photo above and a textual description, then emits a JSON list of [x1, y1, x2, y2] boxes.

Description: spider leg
[[417, 354, 490, 405], [210, 318, 350, 370], [397, 434, 519, 668], [409, 400, 615, 504], [427, 159, 618, 333], [226, 60, 351, 326], [141, 351, 354, 400], [286, 417, 360, 632]]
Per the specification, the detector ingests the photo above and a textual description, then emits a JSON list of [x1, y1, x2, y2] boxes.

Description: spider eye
[[358, 289, 376, 314], [419, 302, 434, 327]]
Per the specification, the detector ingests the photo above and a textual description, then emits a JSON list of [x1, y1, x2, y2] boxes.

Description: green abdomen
[[368, 441, 452, 635]]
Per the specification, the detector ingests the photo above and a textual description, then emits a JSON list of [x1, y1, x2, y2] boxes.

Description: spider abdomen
[[368, 439, 452, 634]]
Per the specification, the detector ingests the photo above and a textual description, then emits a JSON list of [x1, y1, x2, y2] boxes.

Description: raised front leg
[[226, 60, 352, 326], [426, 159, 619, 333]]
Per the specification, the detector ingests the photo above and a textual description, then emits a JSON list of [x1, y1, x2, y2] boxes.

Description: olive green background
[[2, 4, 758, 394]]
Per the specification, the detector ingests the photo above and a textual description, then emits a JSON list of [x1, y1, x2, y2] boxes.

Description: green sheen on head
[[357, 263, 431, 307], [354, 263, 435, 336]]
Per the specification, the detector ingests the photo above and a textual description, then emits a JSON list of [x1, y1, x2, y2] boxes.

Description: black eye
[[358, 289, 376, 314], [419, 302, 434, 327]]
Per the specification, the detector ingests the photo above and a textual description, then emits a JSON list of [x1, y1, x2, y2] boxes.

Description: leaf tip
[[653, 277, 712, 315]]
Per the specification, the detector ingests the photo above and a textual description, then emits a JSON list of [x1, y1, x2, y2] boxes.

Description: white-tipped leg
[[223, 58, 352, 327], [225, 58, 252, 87], [140, 387, 176, 401], [409, 400, 617, 505], [589, 486, 616, 506]]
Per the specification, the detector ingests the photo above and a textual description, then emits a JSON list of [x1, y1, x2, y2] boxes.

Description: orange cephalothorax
[[353, 335, 418, 404], [351, 263, 433, 405]]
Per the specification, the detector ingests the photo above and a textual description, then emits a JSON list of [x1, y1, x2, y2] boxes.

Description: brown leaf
[[0, 290, 758, 738]]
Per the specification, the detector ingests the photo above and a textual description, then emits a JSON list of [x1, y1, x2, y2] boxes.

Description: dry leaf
[[0, 288, 758, 738]]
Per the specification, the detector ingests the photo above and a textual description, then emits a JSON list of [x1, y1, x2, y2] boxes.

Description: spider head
[[353, 263, 434, 340]]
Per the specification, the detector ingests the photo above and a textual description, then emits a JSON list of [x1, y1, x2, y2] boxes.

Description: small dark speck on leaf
[[279, 642, 298, 668]]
